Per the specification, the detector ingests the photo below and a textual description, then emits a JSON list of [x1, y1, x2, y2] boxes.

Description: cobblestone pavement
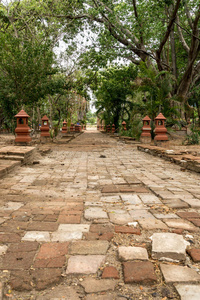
[[0, 131, 200, 299]]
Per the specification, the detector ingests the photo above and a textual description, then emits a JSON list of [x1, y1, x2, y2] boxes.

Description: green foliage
[[185, 131, 200, 145]]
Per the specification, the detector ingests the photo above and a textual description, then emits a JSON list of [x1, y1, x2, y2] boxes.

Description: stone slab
[[139, 194, 161, 204], [36, 286, 80, 300], [163, 219, 198, 232], [66, 255, 106, 274], [57, 224, 90, 232], [175, 284, 200, 300], [69, 240, 109, 255], [152, 233, 189, 261], [22, 231, 50, 242], [109, 212, 133, 225], [160, 264, 200, 283], [80, 278, 117, 293], [187, 248, 200, 262], [85, 207, 108, 220], [139, 219, 168, 230], [183, 198, 200, 208], [51, 231, 83, 242], [121, 194, 142, 204], [129, 209, 155, 220], [118, 246, 148, 261], [163, 199, 189, 209]]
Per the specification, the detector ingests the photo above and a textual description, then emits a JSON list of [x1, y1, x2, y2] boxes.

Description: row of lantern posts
[[14, 109, 85, 144], [97, 113, 168, 143]]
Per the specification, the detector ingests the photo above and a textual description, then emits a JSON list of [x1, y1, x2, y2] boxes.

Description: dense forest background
[[0, 0, 200, 138]]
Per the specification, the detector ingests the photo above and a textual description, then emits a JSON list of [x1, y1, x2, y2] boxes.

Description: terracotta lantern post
[[70, 123, 75, 132], [40, 115, 50, 137], [154, 113, 168, 143], [107, 125, 111, 133], [15, 110, 31, 144], [122, 121, 127, 131], [112, 124, 115, 133], [140, 116, 151, 143], [62, 120, 67, 136]]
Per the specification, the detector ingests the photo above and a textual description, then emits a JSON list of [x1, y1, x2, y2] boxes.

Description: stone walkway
[[0, 131, 200, 299]]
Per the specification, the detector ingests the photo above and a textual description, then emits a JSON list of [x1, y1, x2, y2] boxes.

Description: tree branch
[[176, 15, 190, 53], [156, 0, 181, 69]]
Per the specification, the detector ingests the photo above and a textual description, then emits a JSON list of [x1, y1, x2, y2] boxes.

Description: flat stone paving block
[[160, 264, 200, 283], [163, 219, 198, 232], [123, 261, 157, 284], [85, 207, 108, 220], [51, 231, 82, 242], [69, 240, 109, 255], [80, 278, 117, 293], [118, 246, 148, 261], [22, 231, 50, 242], [36, 286, 80, 300], [187, 248, 200, 262], [129, 209, 155, 220], [66, 255, 106, 274], [57, 224, 90, 232], [109, 212, 133, 225], [139, 194, 161, 204], [139, 219, 168, 230], [183, 198, 200, 208], [174, 284, 200, 300], [152, 233, 189, 261]]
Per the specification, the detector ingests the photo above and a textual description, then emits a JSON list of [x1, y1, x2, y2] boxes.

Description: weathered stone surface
[[121, 194, 142, 204], [163, 219, 198, 232], [163, 199, 189, 209], [152, 233, 189, 261], [80, 278, 117, 293], [129, 209, 155, 220], [123, 261, 157, 284], [22, 231, 50, 242], [160, 264, 200, 283], [102, 266, 120, 279], [27, 222, 58, 231], [139, 219, 168, 230], [174, 284, 200, 300], [69, 240, 109, 255], [109, 212, 133, 225], [139, 194, 161, 204], [85, 294, 116, 300], [66, 255, 106, 274], [0, 245, 8, 255], [188, 219, 200, 227], [51, 231, 82, 242], [9, 270, 32, 291], [183, 198, 200, 208], [187, 248, 200, 262], [36, 286, 80, 300], [57, 224, 90, 232], [85, 207, 108, 220], [118, 246, 148, 261]]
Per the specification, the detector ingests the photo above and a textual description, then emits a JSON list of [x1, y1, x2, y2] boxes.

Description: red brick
[[119, 187, 149, 193], [84, 232, 114, 241], [36, 242, 69, 259], [44, 214, 59, 222], [0, 251, 36, 270], [90, 224, 114, 234], [101, 185, 118, 193], [8, 241, 39, 252], [60, 209, 82, 215], [0, 233, 21, 243], [27, 222, 58, 231], [115, 226, 141, 235], [57, 215, 81, 224], [102, 266, 120, 279], [34, 256, 66, 268], [32, 268, 62, 290], [0, 221, 28, 232], [177, 212, 200, 219], [172, 229, 184, 234], [123, 262, 157, 284], [187, 248, 200, 262], [187, 219, 200, 227], [10, 270, 32, 291]]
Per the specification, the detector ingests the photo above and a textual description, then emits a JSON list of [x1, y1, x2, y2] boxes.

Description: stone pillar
[[40, 115, 50, 142], [15, 110, 32, 144], [140, 116, 151, 144]]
